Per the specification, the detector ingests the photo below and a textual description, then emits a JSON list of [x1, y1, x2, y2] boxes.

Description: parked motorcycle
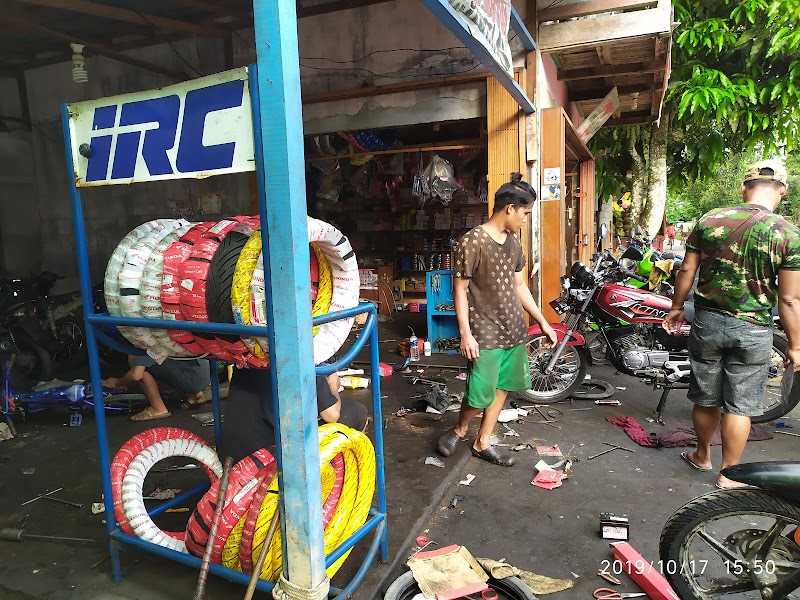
[[660, 461, 800, 599], [521, 225, 797, 423]]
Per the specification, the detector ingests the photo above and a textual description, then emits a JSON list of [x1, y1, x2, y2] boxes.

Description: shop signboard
[[446, 0, 513, 76], [575, 87, 620, 145], [67, 67, 255, 187]]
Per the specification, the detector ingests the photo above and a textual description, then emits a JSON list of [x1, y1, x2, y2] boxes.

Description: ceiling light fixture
[[70, 43, 88, 83]]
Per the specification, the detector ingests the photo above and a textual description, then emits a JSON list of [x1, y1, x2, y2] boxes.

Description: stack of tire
[[104, 216, 359, 366], [111, 424, 375, 581]]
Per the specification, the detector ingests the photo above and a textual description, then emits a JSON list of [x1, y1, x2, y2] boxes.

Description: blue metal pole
[[60, 102, 122, 582], [369, 309, 389, 561], [208, 359, 222, 447], [252, 0, 327, 589]]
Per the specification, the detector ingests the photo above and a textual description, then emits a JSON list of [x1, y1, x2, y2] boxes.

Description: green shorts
[[465, 344, 531, 409]]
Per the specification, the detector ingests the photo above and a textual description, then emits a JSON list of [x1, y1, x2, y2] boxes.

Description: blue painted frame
[[59, 59, 388, 599], [417, 0, 536, 113]]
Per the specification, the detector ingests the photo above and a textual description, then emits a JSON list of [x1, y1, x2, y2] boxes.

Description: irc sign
[[67, 67, 255, 187]]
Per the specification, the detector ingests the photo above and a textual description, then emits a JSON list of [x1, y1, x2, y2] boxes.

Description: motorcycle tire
[[753, 334, 800, 424], [659, 489, 800, 600], [9, 337, 53, 392], [52, 317, 88, 376], [383, 570, 538, 600], [518, 334, 587, 404], [570, 378, 615, 400], [206, 231, 249, 341]]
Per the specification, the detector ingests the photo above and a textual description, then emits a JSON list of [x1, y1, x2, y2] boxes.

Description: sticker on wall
[[541, 185, 560, 201], [543, 168, 561, 185]]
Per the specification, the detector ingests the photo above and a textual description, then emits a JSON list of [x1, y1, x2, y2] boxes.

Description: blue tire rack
[[59, 62, 388, 597]]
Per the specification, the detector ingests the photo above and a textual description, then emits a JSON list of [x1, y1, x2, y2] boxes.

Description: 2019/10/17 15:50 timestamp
[[599, 559, 709, 576]]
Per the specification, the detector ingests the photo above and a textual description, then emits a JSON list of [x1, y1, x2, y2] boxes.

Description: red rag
[[605, 415, 659, 447]]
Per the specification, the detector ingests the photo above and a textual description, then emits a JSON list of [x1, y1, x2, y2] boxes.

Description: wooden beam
[[570, 83, 651, 102], [11, 0, 230, 37], [604, 111, 655, 126], [538, 0, 657, 22], [169, 0, 244, 17], [558, 60, 664, 81], [0, 13, 191, 80], [302, 72, 488, 104], [539, 6, 671, 52], [297, 0, 394, 18], [305, 140, 485, 161]]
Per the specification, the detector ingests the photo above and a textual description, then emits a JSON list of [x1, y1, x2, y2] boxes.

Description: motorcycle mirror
[[599, 223, 608, 238]]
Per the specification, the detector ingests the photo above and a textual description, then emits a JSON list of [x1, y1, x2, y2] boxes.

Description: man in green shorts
[[437, 173, 557, 467]]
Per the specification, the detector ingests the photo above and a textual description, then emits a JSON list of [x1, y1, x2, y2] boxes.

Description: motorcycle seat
[[721, 462, 800, 500], [683, 301, 695, 323]]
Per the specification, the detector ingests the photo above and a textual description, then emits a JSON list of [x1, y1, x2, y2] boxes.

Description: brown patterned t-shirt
[[454, 226, 527, 349]]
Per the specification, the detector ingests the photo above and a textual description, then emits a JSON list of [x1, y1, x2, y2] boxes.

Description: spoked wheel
[[659, 489, 800, 599], [52, 318, 87, 375], [754, 334, 800, 424], [518, 334, 587, 403]]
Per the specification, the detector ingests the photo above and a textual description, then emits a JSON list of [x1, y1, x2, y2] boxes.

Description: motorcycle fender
[[527, 323, 585, 347]]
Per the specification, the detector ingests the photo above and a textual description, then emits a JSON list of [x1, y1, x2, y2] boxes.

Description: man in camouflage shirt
[[664, 160, 800, 489]]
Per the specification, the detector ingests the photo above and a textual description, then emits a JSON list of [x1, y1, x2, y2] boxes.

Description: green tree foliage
[[591, 0, 800, 204]]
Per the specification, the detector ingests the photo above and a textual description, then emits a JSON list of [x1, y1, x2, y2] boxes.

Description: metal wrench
[[588, 442, 636, 460]]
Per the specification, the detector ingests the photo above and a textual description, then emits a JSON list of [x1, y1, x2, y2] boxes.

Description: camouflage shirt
[[686, 203, 800, 326]]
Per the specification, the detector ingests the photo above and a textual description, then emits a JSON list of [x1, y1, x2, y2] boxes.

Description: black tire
[[754, 334, 800, 424], [518, 334, 587, 404], [9, 336, 52, 391], [570, 378, 615, 400], [101, 392, 149, 412], [206, 231, 249, 340], [384, 571, 538, 600], [659, 489, 800, 599], [52, 317, 88, 375]]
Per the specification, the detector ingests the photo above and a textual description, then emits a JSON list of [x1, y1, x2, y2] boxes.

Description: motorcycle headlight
[[619, 257, 636, 271], [569, 261, 594, 289]]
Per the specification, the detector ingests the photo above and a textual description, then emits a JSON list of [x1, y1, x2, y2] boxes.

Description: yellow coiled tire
[[221, 423, 375, 580]]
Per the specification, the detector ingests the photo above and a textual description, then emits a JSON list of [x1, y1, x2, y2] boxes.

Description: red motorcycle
[[520, 245, 796, 423]]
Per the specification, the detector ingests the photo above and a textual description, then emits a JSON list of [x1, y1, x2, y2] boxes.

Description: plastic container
[[340, 376, 370, 389], [409, 329, 420, 362], [423, 340, 432, 357]]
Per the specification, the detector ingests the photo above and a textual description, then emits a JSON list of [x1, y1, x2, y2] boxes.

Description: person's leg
[[690, 405, 720, 469], [716, 318, 772, 488], [473, 388, 508, 452], [337, 399, 369, 432], [138, 370, 169, 416]]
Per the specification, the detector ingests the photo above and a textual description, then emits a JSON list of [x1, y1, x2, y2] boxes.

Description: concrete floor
[[0, 314, 797, 600]]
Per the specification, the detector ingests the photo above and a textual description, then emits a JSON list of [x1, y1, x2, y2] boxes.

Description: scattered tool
[[466, 589, 498, 600], [588, 443, 636, 460], [21, 488, 84, 509], [194, 456, 233, 600], [593, 588, 646, 599], [0, 527, 95, 546], [151, 464, 199, 473], [774, 430, 800, 438]]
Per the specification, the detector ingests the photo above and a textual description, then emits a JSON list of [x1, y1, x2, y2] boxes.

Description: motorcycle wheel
[[518, 334, 587, 403], [8, 337, 53, 391], [51, 317, 88, 375], [754, 334, 799, 424], [659, 489, 800, 599]]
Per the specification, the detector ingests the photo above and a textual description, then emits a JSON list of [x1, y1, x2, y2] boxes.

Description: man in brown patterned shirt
[[437, 173, 557, 467]]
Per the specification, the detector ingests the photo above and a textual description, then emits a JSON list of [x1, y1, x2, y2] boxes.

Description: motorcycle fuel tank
[[595, 283, 672, 324]]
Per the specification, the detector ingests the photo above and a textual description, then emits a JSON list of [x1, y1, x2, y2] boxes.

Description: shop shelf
[[425, 270, 459, 353]]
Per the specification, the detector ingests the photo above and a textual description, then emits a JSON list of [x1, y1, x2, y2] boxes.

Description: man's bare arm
[[778, 269, 800, 371]]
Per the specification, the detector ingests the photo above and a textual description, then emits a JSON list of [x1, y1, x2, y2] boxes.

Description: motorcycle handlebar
[[620, 267, 647, 283]]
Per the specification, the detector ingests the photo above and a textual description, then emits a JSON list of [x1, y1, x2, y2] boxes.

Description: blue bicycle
[[2, 356, 147, 433]]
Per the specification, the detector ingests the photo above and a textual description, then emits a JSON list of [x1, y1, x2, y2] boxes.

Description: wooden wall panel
[[540, 107, 566, 322], [579, 158, 596, 263]]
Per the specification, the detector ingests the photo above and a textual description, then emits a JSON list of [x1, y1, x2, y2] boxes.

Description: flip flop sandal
[[130, 408, 172, 422], [471, 445, 516, 467], [180, 396, 210, 410], [681, 450, 712, 472]]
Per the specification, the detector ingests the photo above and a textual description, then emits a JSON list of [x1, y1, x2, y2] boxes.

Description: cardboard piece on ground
[[611, 541, 680, 600], [408, 544, 489, 600], [536, 445, 562, 457], [476, 558, 574, 595]]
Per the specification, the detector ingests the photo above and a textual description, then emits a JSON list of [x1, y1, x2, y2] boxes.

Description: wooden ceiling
[[537, 0, 673, 127], [0, 0, 391, 78]]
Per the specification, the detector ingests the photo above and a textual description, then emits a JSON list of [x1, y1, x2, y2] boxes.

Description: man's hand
[[786, 348, 800, 372], [662, 309, 685, 334], [460, 333, 480, 361], [541, 324, 558, 348], [102, 377, 120, 390]]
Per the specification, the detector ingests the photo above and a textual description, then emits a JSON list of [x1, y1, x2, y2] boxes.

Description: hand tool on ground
[[194, 456, 233, 600], [588, 443, 636, 460], [593, 588, 646, 599], [465, 588, 498, 600], [0, 527, 95, 546], [774, 430, 800, 438], [151, 463, 199, 473], [243, 484, 281, 600], [21, 488, 84, 509]]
